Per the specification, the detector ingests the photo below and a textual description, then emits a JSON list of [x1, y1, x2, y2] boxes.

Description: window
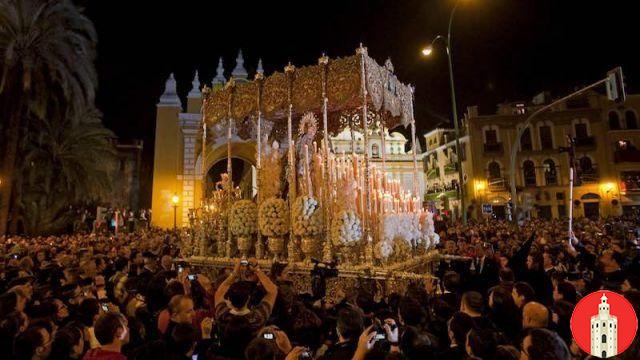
[[579, 156, 594, 172], [626, 110, 638, 129], [603, 334, 607, 343], [523, 160, 537, 187], [556, 192, 565, 200], [543, 159, 557, 185], [488, 161, 501, 179], [575, 122, 589, 139], [539, 125, 553, 149], [558, 205, 566, 218], [609, 111, 621, 130], [521, 128, 533, 151], [372, 144, 379, 158], [485, 129, 498, 144]]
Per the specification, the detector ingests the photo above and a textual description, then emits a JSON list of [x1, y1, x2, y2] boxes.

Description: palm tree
[[0, 0, 97, 234], [19, 107, 116, 235]]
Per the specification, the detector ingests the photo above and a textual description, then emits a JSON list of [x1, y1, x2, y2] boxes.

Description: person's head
[[244, 337, 280, 360], [93, 312, 129, 347], [553, 281, 577, 304], [466, 328, 497, 359], [599, 249, 620, 269], [50, 325, 85, 359], [447, 311, 474, 346], [226, 281, 254, 310], [489, 286, 519, 315], [495, 345, 520, 360], [460, 291, 483, 316], [336, 306, 364, 342], [499, 255, 510, 269], [0, 310, 29, 337], [77, 298, 101, 327], [542, 251, 556, 269], [520, 328, 570, 360], [622, 275, 640, 293], [400, 325, 437, 359], [0, 291, 22, 316], [522, 301, 549, 329], [499, 268, 515, 283], [526, 252, 543, 271], [160, 255, 172, 270], [512, 282, 535, 308], [221, 315, 256, 357], [13, 325, 52, 360], [398, 297, 426, 327], [443, 271, 461, 293], [170, 323, 198, 357], [168, 295, 195, 324]]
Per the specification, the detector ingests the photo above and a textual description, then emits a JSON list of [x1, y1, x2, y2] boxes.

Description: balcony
[[483, 142, 504, 154], [487, 177, 509, 192], [614, 149, 640, 163], [444, 162, 458, 174], [577, 166, 599, 184], [426, 167, 440, 180], [574, 136, 596, 149]]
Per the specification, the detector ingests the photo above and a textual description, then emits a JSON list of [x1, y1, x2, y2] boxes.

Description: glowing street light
[[421, 46, 434, 57], [171, 194, 179, 229]]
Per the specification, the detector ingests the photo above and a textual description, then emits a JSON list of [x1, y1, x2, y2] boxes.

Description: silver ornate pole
[[255, 71, 265, 259], [319, 54, 332, 261], [409, 86, 420, 200], [225, 78, 235, 257], [357, 45, 371, 253], [285, 63, 298, 263]]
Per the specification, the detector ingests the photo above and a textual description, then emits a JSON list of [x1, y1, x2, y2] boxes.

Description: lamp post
[[421, 0, 467, 224], [171, 194, 179, 230]]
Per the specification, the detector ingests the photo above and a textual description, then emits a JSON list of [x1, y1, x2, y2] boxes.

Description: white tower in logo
[[591, 293, 618, 358]]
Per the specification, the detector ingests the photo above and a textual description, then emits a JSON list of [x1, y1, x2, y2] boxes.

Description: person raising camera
[[214, 258, 278, 354]]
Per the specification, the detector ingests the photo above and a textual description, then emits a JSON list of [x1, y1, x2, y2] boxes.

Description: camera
[[101, 303, 109, 312], [263, 333, 274, 340], [299, 350, 312, 359], [240, 259, 249, 266], [178, 265, 184, 273], [310, 258, 338, 300], [373, 319, 386, 340], [188, 274, 196, 281]]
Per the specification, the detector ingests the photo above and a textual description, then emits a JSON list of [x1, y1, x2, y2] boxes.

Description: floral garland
[[229, 200, 258, 237], [259, 197, 290, 237], [331, 210, 362, 247], [292, 196, 323, 237]]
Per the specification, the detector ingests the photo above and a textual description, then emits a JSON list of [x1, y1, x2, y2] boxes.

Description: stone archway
[[195, 141, 257, 203]]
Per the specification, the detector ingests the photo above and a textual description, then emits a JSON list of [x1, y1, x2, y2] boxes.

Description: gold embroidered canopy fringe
[[202, 53, 415, 135]]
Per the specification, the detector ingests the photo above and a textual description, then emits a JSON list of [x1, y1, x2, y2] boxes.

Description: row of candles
[[298, 141, 423, 219]]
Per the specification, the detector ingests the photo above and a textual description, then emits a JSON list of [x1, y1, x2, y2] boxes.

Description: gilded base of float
[[184, 251, 468, 300]]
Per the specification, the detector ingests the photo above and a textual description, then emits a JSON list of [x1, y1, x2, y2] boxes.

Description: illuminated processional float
[[188, 46, 444, 292]]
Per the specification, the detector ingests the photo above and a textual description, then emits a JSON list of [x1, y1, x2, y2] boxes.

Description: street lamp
[[171, 194, 179, 230], [420, 0, 467, 224]]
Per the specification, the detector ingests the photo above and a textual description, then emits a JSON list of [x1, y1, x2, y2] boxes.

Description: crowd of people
[[0, 215, 639, 360]]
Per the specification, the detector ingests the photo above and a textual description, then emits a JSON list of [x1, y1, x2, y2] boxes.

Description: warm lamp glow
[[171, 194, 180, 205], [600, 182, 615, 193], [474, 180, 486, 191], [421, 46, 434, 56]]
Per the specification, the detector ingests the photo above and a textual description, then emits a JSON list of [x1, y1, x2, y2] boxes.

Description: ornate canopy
[[202, 51, 415, 137]]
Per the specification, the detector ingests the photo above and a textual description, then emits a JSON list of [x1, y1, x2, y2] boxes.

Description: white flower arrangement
[[420, 211, 439, 249], [259, 197, 290, 237], [229, 200, 258, 236], [382, 213, 420, 245], [292, 196, 323, 237], [331, 210, 362, 247], [376, 239, 393, 261]]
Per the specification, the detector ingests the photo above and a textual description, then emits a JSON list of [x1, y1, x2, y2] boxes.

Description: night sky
[[79, 0, 639, 207]]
